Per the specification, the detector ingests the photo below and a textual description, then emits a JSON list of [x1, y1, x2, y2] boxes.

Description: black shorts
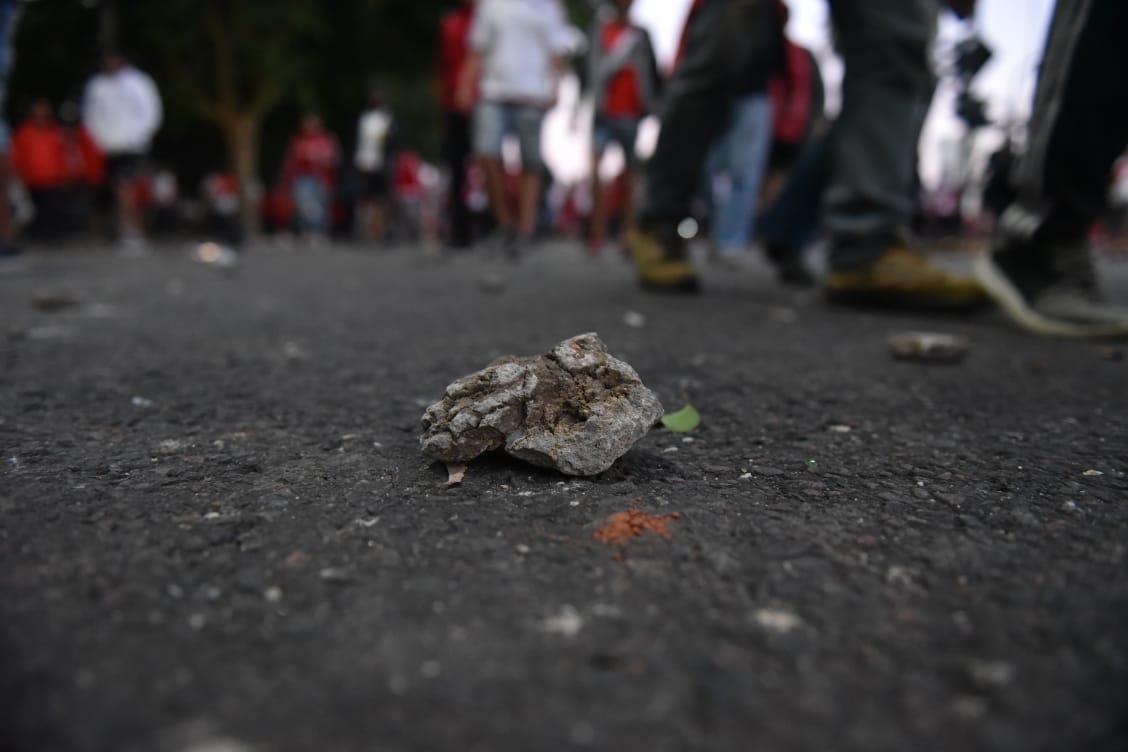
[[358, 170, 389, 199], [106, 153, 146, 184]]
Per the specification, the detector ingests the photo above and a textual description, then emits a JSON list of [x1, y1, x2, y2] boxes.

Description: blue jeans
[[293, 176, 331, 235], [758, 133, 831, 255], [705, 93, 772, 255]]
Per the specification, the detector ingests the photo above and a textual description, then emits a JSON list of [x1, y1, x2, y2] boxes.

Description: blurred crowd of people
[[437, 0, 833, 274], [1, 0, 1127, 336], [2, 51, 448, 255]]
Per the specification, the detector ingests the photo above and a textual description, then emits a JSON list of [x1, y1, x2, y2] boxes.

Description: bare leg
[[517, 170, 540, 240], [589, 154, 606, 249], [359, 199, 389, 242], [117, 181, 143, 240], [370, 200, 388, 242], [479, 156, 513, 231], [618, 170, 635, 246]]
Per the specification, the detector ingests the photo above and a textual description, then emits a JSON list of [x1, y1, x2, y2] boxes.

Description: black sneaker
[[767, 246, 816, 287], [974, 241, 1128, 337]]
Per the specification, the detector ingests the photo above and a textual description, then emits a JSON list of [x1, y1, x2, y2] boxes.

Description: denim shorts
[[592, 116, 641, 167], [473, 101, 545, 169]]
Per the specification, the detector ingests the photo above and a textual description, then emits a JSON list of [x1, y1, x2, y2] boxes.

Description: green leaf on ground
[[661, 404, 700, 433]]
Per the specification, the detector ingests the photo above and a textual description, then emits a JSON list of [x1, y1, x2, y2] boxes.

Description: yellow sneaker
[[827, 245, 988, 310], [627, 225, 700, 293]]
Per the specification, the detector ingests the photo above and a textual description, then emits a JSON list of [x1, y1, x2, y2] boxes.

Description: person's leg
[[975, 0, 1128, 336], [630, 0, 777, 291], [364, 172, 390, 243], [473, 101, 514, 236], [293, 175, 330, 241], [589, 119, 610, 251], [711, 93, 773, 259], [514, 105, 546, 243], [820, 0, 983, 308], [638, 0, 768, 224], [444, 111, 472, 247], [759, 135, 829, 252], [703, 119, 730, 256], [115, 157, 147, 245], [823, 0, 932, 258], [616, 118, 641, 246], [757, 134, 832, 285]]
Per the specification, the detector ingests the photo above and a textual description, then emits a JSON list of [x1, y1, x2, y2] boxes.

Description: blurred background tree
[[7, 0, 595, 234]]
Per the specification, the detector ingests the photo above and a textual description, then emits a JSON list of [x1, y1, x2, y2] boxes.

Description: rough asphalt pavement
[[2, 243, 1127, 752]]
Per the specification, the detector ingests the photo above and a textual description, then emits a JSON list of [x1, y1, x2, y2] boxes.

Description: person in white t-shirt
[[457, 0, 572, 256], [82, 51, 162, 251], [354, 88, 398, 243]]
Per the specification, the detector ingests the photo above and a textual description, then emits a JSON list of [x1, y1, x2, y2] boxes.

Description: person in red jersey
[[583, 0, 661, 252]]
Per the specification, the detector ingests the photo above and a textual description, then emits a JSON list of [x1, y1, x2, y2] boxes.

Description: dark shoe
[[974, 241, 1128, 337], [507, 232, 534, 263], [627, 223, 700, 293], [773, 254, 816, 287], [827, 245, 987, 310]]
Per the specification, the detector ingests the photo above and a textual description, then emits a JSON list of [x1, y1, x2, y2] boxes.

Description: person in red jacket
[[584, 0, 661, 253], [280, 112, 340, 244], [438, 0, 476, 248], [10, 99, 70, 239]]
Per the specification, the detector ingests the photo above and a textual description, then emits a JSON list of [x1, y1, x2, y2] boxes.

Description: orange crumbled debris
[[593, 507, 681, 545]]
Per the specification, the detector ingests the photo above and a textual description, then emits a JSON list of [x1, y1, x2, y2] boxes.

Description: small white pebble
[[753, 608, 801, 634], [515, 544, 531, 555], [622, 311, 646, 328], [264, 586, 283, 604], [542, 605, 584, 638]]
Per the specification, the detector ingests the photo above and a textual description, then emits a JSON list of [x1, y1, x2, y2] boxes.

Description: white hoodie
[[82, 65, 163, 155]]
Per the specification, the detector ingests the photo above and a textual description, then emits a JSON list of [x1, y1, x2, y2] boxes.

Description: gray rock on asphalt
[[420, 333, 664, 476]]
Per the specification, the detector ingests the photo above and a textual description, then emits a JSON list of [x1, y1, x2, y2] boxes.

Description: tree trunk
[[223, 114, 261, 239]]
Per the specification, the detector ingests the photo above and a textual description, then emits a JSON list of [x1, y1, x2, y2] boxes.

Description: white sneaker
[[974, 244, 1128, 338]]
